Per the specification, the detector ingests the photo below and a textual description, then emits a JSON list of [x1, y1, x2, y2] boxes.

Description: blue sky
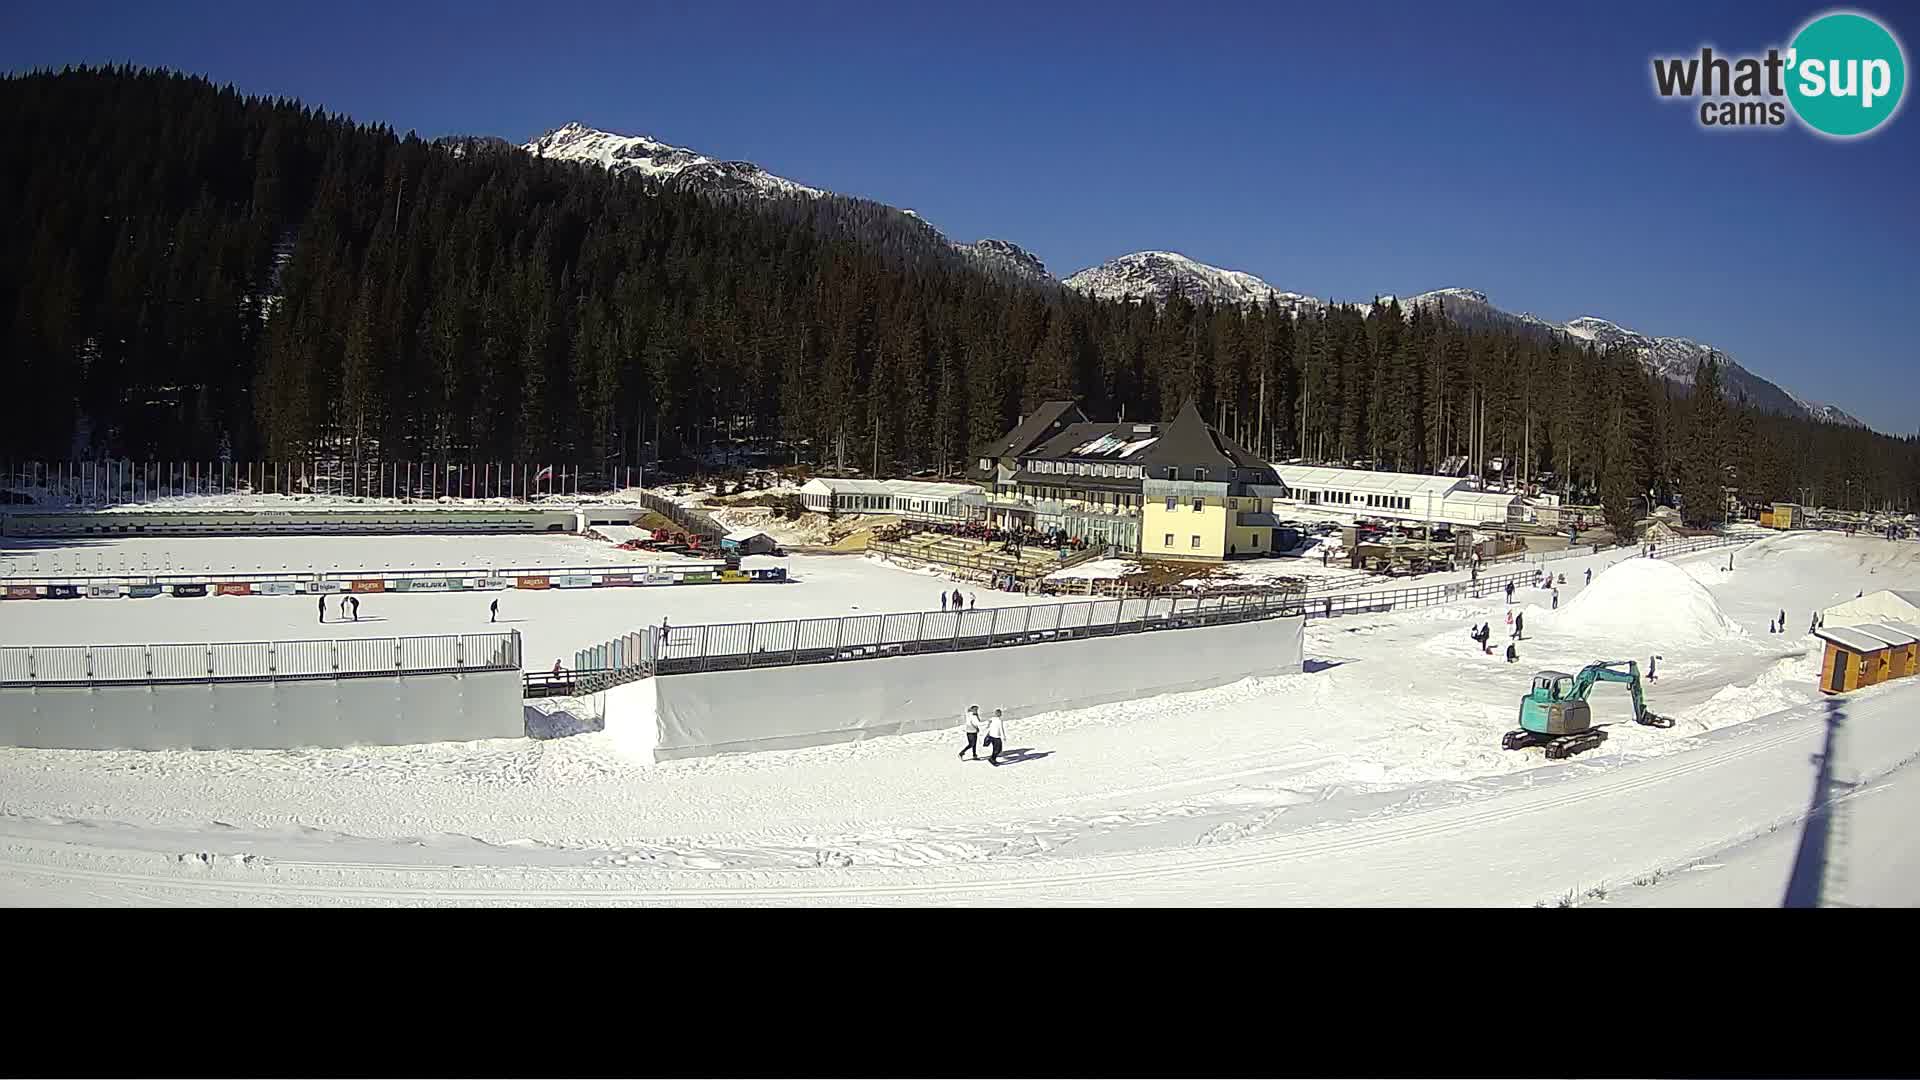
[[5, 0, 1917, 431]]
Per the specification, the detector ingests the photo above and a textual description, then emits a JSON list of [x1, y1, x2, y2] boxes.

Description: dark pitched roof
[[1028, 421, 1164, 461], [978, 400, 1086, 460], [1139, 400, 1274, 475]]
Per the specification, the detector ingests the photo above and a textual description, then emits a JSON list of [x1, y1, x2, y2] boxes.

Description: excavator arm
[[1569, 661, 1672, 728]]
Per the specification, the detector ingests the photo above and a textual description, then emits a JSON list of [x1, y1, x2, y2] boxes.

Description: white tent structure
[[1270, 465, 1525, 528], [797, 478, 984, 522], [1820, 589, 1920, 627]]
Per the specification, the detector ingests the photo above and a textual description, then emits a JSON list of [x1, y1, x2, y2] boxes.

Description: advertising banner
[[171, 584, 208, 597], [255, 581, 299, 596], [349, 579, 386, 593], [517, 576, 551, 590], [554, 575, 594, 588], [47, 584, 83, 598], [598, 573, 633, 587], [127, 584, 163, 598], [6, 585, 40, 599], [215, 582, 253, 596], [87, 585, 122, 598]]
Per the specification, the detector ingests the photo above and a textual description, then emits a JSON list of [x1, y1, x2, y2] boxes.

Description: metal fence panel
[[277, 639, 336, 677], [0, 647, 32, 682], [90, 645, 150, 682], [335, 638, 397, 676], [838, 614, 884, 650], [209, 641, 273, 679], [702, 623, 756, 663], [399, 635, 460, 671], [794, 617, 841, 656], [953, 609, 995, 641], [26, 646, 87, 682], [148, 643, 208, 680], [881, 613, 924, 647], [750, 621, 798, 664]]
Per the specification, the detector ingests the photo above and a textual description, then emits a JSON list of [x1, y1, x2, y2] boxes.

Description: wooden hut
[[1857, 623, 1920, 681], [1814, 626, 1891, 694]]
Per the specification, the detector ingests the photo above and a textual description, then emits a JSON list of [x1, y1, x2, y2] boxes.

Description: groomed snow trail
[[4, 531, 1918, 904]]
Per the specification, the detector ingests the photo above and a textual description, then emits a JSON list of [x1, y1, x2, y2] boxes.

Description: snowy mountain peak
[[523, 122, 820, 198], [960, 238, 1050, 282], [1063, 251, 1320, 311]]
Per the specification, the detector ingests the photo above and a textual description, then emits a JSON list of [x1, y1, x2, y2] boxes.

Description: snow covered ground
[[0, 532, 700, 579], [2, 530, 1918, 905]]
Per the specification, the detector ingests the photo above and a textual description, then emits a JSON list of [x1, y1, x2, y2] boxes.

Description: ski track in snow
[[4, 529, 1919, 903]]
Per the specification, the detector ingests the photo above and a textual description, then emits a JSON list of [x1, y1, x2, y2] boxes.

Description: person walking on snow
[[340, 595, 351, 619], [1505, 581, 1514, 605], [318, 595, 326, 624], [490, 598, 499, 623], [1551, 588, 1559, 610], [1778, 608, 1785, 631], [952, 588, 964, 610], [940, 592, 948, 612], [349, 595, 360, 621], [984, 708, 1007, 766], [969, 593, 977, 610], [1648, 655, 1660, 681], [1585, 567, 1592, 586], [958, 705, 981, 760], [1769, 617, 1777, 634], [1513, 611, 1525, 640]]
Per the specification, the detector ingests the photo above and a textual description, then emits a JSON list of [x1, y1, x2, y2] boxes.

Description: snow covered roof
[[1816, 626, 1893, 653], [799, 478, 981, 499], [724, 529, 772, 543], [1853, 622, 1918, 647], [1274, 465, 1470, 499]]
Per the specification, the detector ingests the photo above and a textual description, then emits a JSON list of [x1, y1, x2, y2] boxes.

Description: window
[[979, 458, 991, 471], [1192, 497, 1204, 512], [1164, 533, 1174, 546], [1164, 467, 1177, 480], [1228, 498, 1238, 510], [1191, 535, 1202, 549], [1195, 468, 1208, 482], [1166, 496, 1177, 511]]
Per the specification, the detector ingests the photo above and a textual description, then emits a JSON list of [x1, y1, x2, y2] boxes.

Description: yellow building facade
[[1140, 490, 1277, 560]]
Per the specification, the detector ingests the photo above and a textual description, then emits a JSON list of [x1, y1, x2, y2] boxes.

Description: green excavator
[[1503, 660, 1674, 760]]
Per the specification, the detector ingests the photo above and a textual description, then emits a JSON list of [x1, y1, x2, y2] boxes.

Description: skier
[[490, 598, 499, 623], [958, 705, 982, 760], [984, 708, 1007, 766], [1648, 654, 1660, 681], [1769, 618, 1777, 634], [1778, 608, 1785, 630], [318, 595, 326, 624]]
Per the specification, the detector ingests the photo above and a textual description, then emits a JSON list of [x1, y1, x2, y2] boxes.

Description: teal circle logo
[[1787, 11, 1907, 137]]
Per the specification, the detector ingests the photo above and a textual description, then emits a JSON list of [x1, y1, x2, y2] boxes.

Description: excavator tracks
[[1502, 728, 1609, 760]]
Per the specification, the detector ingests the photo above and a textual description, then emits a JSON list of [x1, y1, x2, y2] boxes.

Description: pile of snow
[[1557, 558, 1743, 643]]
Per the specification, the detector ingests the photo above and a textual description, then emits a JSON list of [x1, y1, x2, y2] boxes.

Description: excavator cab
[[1516, 670, 1594, 737]]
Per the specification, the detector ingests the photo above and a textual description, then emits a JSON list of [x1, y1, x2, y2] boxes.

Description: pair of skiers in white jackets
[[959, 705, 1007, 765]]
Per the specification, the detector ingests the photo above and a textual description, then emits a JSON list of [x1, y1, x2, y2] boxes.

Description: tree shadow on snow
[[1783, 695, 1855, 908], [993, 747, 1052, 766]]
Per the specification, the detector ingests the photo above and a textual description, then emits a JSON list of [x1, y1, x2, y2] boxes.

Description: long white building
[[1269, 465, 1524, 528], [797, 478, 984, 521]]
